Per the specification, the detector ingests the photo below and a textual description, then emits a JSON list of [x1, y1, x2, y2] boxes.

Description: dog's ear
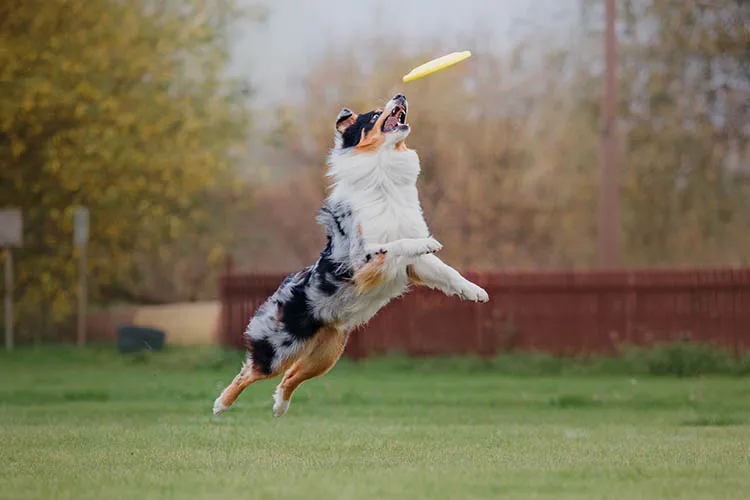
[[335, 108, 357, 133]]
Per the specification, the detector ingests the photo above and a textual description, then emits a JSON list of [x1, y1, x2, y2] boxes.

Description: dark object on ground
[[117, 325, 165, 353]]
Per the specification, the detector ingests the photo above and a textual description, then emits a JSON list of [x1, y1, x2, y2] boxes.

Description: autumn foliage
[[1, 0, 252, 333]]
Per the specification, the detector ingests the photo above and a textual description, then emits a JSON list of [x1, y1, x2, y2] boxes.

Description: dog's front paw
[[422, 237, 443, 255], [404, 237, 442, 257], [459, 283, 489, 303]]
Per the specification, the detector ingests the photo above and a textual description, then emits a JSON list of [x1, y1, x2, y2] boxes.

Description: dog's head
[[334, 94, 410, 153]]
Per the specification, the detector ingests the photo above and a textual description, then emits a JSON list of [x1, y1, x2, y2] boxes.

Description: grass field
[[1, 347, 749, 499]]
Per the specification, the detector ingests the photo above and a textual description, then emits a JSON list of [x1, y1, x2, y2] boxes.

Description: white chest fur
[[327, 148, 429, 245], [322, 148, 433, 328]]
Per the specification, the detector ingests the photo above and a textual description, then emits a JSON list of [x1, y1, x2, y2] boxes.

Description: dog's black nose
[[394, 93, 405, 101]]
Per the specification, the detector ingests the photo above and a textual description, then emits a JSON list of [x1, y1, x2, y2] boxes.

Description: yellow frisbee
[[402, 51, 472, 83]]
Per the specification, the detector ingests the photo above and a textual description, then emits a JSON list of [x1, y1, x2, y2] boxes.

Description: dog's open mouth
[[383, 104, 407, 133]]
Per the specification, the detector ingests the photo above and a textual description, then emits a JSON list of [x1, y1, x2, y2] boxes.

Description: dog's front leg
[[364, 237, 442, 261], [409, 254, 489, 302], [352, 238, 441, 295]]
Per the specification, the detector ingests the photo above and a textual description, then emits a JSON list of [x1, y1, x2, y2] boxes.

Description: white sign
[[74, 206, 89, 247], [0, 209, 22, 247]]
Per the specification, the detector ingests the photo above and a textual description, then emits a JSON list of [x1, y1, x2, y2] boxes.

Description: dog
[[213, 93, 489, 418]]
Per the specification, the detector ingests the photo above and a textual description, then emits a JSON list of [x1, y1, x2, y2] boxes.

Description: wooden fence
[[218, 268, 750, 357]]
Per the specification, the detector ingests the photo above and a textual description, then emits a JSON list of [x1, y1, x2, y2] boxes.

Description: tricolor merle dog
[[213, 94, 489, 418]]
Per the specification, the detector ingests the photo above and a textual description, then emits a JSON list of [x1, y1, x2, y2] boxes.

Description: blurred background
[[1, 0, 748, 349]]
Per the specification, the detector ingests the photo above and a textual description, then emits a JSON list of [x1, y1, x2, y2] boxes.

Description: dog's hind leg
[[213, 345, 304, 416], [272, 327, 348, 418], [213, 364, 266, 416]]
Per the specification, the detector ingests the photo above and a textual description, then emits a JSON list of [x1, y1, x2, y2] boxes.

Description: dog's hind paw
[[213, 396, 229, 416], [273, 400, 290, 418], [272, 385, 290, 418]]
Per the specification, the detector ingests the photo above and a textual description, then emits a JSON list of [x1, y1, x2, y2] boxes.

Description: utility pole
[[597, 0, 620, 268]]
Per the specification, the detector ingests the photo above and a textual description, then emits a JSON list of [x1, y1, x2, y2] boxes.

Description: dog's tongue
[[384, 115, 399, 131]]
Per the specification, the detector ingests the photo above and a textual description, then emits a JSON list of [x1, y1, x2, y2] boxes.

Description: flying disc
[[402, 51, 472, 83]]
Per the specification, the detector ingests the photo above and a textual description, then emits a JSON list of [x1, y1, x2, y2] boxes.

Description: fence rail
[[218, 267, 750, 358]]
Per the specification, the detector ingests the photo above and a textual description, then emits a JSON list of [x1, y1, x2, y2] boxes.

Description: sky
[[230, 0, 580, 106]]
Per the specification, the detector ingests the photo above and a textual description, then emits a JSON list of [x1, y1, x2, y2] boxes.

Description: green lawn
[[1, 347, 749, 499]]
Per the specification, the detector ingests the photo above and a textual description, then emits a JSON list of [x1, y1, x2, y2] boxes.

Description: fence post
[[4, 248, 13, 351], [219, 254, 234, 347]]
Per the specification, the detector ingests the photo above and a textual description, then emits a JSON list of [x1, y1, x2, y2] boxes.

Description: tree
[[0, 0, 253, 337], [615, 0, 750, 265]]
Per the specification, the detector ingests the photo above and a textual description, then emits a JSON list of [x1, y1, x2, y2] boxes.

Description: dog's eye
[[371, 113, 380, 121]]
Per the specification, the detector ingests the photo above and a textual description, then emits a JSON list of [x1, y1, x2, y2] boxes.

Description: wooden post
[[4, 248, 13, 351], [0, 208, 21, 351], [77, 244, 87, 347], [220, 254, 234, 348]]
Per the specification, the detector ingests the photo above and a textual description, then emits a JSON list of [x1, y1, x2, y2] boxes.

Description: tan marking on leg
[[268, 346, 307, 378], [217, 364, 264, 409], [217, 339, 310, 413], [353, 252, 387, 294], [406, 264, 425, 286], [278, 327, 349, 403]]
